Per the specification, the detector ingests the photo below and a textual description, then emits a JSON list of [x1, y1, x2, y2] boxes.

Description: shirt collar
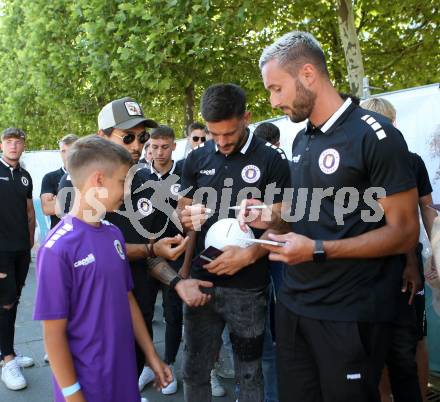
[[0, 157, 20, 170], [150, 160, 176, 178], [305, 97, 353, 135], [214, 129, 254, 155]]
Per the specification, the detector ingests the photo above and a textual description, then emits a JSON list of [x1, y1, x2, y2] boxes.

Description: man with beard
[[239, 32, 419, 402], [179, 84, 291, 402]]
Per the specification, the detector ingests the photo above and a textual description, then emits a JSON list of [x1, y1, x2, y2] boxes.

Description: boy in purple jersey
[[33, 135, 172, 402]]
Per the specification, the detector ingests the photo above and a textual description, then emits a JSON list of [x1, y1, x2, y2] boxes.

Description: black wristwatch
[[313, 240, 326, 263], [169, 275, 182, 290]]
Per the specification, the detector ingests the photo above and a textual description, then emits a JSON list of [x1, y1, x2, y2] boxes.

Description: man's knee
[[230, 332, 264, 362]]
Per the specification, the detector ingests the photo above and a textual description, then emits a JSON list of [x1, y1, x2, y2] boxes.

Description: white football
[[205, 218, 255, 250]]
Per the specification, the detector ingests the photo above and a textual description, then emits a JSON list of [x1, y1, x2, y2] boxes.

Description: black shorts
[[0, 250, 31, 306]]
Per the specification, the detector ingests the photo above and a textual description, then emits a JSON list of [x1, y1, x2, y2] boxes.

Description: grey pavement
[[0, 259, 236, 402]]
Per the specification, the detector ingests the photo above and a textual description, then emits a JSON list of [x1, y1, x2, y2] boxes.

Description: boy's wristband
[[62, 382, 81, 397]]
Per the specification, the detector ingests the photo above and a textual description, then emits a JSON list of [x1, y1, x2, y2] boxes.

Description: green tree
[[0, 0, 438, 149]]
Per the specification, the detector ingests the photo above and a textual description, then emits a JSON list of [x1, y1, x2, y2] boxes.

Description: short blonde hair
[[361, 98, 396, 123]]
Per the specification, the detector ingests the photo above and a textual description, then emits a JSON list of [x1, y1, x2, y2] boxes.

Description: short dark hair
[[187, 122, 206, 136], [253, 122, 280, 145], [67, 135, 133, 187], [150, 125, 175, 141], [201, 84, 246, 122]]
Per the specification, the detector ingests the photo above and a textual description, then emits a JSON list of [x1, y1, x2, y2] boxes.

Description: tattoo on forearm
[[145, 257, 178, 286]]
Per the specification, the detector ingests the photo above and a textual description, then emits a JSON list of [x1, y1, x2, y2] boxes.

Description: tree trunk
[[336, 0, 365, 97], [184, 82, 195, 135]]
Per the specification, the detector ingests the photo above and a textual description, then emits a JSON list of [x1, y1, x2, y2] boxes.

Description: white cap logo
[[318, 148, 340, 174], [21, 177, 29, 186], [125, 102, 142, 116], [137, 198, 153, 216], [114, 240, 126, 260], [241, 165, 261, 184]]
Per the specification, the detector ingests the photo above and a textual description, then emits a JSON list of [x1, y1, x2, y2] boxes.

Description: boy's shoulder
[[100, 219, 125, 239], [42, 219, 77, 251]]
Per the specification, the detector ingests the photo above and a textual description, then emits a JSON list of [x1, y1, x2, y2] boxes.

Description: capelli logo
[[74, 254, 96, 268], [200, 169, 216, 176]]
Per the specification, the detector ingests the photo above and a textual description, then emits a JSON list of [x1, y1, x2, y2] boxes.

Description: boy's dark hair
[[201, 84, 246, 122], [150, 125, 175, 141], [67, 135, 133, 186], [253, 122, 280, 145], [187, 122, 206, 136]]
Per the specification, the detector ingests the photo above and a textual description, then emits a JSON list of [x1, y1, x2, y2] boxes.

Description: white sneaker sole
[[161, 383, 178, 395], [1, 378, 27, 391]]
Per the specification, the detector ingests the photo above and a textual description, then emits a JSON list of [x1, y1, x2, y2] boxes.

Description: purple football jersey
[[34, 216, 141, 402]]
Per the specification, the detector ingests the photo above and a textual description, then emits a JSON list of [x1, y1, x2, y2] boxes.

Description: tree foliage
[[0, 0, 438, 149]]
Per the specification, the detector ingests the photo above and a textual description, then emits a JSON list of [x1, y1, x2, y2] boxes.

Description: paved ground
[[0, 259, 236, 402]]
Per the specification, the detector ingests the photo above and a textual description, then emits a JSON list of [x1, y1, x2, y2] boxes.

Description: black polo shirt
[[41, 167, 66, 228], [0, 158, 33, 251], [280, 98, 417, 322], [143, 160, 184, 270], [181, 131, 291, 289]]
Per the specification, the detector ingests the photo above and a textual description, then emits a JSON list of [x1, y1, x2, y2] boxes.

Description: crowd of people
[[0, 30, 439, 402]]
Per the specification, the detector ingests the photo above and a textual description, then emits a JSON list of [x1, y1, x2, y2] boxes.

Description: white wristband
[[62, 382, 81, 397]]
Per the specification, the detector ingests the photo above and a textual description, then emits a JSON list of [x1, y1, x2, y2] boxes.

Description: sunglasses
[[191, 136, 206, 142], [113, 130, 150, 145]]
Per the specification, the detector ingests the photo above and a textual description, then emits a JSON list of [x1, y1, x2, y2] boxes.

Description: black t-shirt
[[410, 152, 433, 198], [0, 158, 33, 251], [181, 131, 291, 289], [280, 99, 417, 322], [40, 167, 65, 228], [409, 152, 433, 280], [143, 160, 185, 270]]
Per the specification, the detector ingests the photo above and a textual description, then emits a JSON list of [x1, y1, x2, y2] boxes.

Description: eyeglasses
[[191, 136, 206, 142], [112, 130, 150, 145]]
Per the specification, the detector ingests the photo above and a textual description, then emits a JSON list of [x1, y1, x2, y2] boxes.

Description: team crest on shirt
[[318, 148, 340, 175], [125, 101, 142, 116], [241, 165, 261, 184], [170, 184, 181, 196], [114, 240, 125, 260], [21, 176, 29, 186], [137, 197, 153, 216]]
